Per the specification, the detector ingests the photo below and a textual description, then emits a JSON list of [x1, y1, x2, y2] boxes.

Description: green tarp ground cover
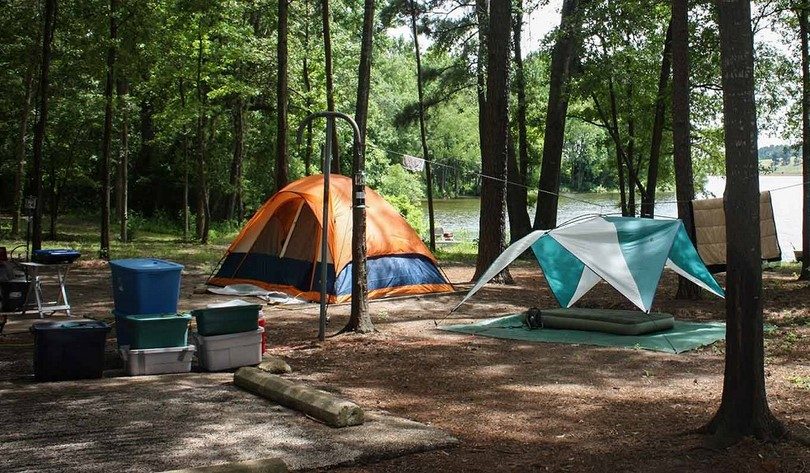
[[439, 314, 726, 354]]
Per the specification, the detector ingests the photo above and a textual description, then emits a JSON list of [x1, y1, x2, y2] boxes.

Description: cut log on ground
[[162, 457, 288, 473], [234, 367, 364, 428]]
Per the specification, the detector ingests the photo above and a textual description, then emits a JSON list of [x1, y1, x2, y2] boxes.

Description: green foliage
[[0, 0, 802, 245], [369, 159, 427, 236]]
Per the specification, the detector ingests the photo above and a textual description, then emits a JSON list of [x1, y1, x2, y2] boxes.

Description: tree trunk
[[473, 0, 512, 284], [410, 1, 436, 252], [799, 4, 810, 280], [179, 78, 190, 242], [625, 84, 637, 217], [322, 0, 340, 173], [672, 0, 701, 298], [303, 0, 314, 176], [116, 80, 128, 242], [195, 24, 209, 244], [276, 0, 289, 190], [506, 133, 530, 242], [616, 145, 628, 215], [99, 0, 118, 260], [344, 0, 376, 335], [701, 0, 787, 444], [49, 152, 57, 239], [507, 0, 531, 242], [30, 0, 57, 251], [230, 98, 245, 220], [641, 23, 672, 218], [354, 0, 375, 144], [534, 0, 580, 230], [11, 58, 36, 238], [475, 0, 488, 155]]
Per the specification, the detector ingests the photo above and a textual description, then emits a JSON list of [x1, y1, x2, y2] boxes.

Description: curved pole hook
[[296, 111, 362, 151]]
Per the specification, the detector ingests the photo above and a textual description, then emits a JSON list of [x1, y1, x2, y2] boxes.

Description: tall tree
[[11, 56, 36, 238], [701, 0, 787, 443], [345, 0, 376, 334], [179, 78, 190, 242], [230, 98, 245, 219], [29, 0, 57, 251], [195, 20, 210, 244], [322, 0, 340, 173], [116, 81, 129, 243], [672, 0, 701, 298], [475, 0, 488, 156], [409, 0, 437, 252], [100, 0, 119, 259], [798, 2, 810, 280], [473, 0, 512, 283], [276, 0, 289, 190], [302, 0, 314, 176], [506, 0, 532, 242], [640, 23, 672, 218], [534, 0, 581, 230]]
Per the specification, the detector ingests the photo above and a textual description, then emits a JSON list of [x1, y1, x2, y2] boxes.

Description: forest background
[[0, 0, 805, 246]]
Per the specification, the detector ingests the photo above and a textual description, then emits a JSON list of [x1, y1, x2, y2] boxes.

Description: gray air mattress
[[524, 308, 675, 335]]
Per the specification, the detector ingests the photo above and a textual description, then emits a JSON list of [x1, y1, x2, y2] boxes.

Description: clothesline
[[367, 143, 807, 209]]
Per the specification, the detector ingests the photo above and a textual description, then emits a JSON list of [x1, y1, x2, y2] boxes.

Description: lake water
[[423, 175, 804, 260]]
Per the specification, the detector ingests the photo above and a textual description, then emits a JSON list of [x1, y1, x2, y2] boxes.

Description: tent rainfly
[[209, 174, 453, 302], [455, 216, 725, 313]]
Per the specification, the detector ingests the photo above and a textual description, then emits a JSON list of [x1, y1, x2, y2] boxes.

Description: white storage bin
[[192, 328, 263, 371], [121, 345, 195, 376]]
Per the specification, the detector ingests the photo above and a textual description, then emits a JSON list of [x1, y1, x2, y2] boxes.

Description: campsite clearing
[[0, 261, 808, 472]]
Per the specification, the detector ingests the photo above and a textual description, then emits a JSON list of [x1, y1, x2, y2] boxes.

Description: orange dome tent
[[208, 174, 453, 302]]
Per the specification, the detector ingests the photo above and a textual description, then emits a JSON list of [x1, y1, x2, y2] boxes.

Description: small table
[[20, 262, 73, 318]]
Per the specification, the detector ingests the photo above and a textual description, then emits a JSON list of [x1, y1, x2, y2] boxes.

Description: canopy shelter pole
[[296, 112, 365, 341]]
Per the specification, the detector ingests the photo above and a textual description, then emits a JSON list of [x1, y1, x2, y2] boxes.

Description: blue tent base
[[439, 314, 726, 354]]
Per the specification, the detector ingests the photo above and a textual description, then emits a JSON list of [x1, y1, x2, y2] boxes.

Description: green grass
[[759, 159, 802, 175], [1, 213, 482, 269], [787, 375, 810, 390], [0, 214, 233, 269]]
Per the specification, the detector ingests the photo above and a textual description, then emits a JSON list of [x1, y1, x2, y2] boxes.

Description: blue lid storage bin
[[30, 321, 111, 381], [109, 259, 183, 315]]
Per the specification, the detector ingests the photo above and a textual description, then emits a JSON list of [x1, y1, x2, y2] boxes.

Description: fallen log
[[234, 367, 364, 428], [162, 457, 288, 473]]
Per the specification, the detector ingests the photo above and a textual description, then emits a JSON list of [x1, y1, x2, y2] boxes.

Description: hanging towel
[[402, 154, 425, 172]]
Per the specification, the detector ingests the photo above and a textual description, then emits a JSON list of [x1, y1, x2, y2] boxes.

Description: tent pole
[[319, 118, 333, 341]]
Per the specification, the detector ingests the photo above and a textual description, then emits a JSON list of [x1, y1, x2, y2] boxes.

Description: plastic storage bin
[[125, 313, 191, 349], [121, 345, 195, 376], [1, 279, 30, 312], [32, 249, 81, 264], [109, 259, 183, 315], [192, 328, 264, 371], [191, 304, 261, 336], [112, 309, 131, 347], [30, 321, 111, 381], [258, 317, 267, 353]]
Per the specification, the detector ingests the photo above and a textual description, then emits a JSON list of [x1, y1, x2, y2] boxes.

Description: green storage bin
[[124, 313, 191, 349], [191, 304, 261, 336]]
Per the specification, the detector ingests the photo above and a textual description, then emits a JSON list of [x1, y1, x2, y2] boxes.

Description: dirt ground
[[1, 260, 808, 472]]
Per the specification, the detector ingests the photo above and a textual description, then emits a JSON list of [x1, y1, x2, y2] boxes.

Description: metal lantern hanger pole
[[296, 112, 365, 341]]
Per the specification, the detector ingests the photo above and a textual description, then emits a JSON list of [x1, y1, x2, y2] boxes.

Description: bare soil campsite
[[1, 259, 807, 472]]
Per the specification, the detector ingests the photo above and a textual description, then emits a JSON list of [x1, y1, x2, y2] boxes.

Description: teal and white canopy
[[455, 216, 725, 313]]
